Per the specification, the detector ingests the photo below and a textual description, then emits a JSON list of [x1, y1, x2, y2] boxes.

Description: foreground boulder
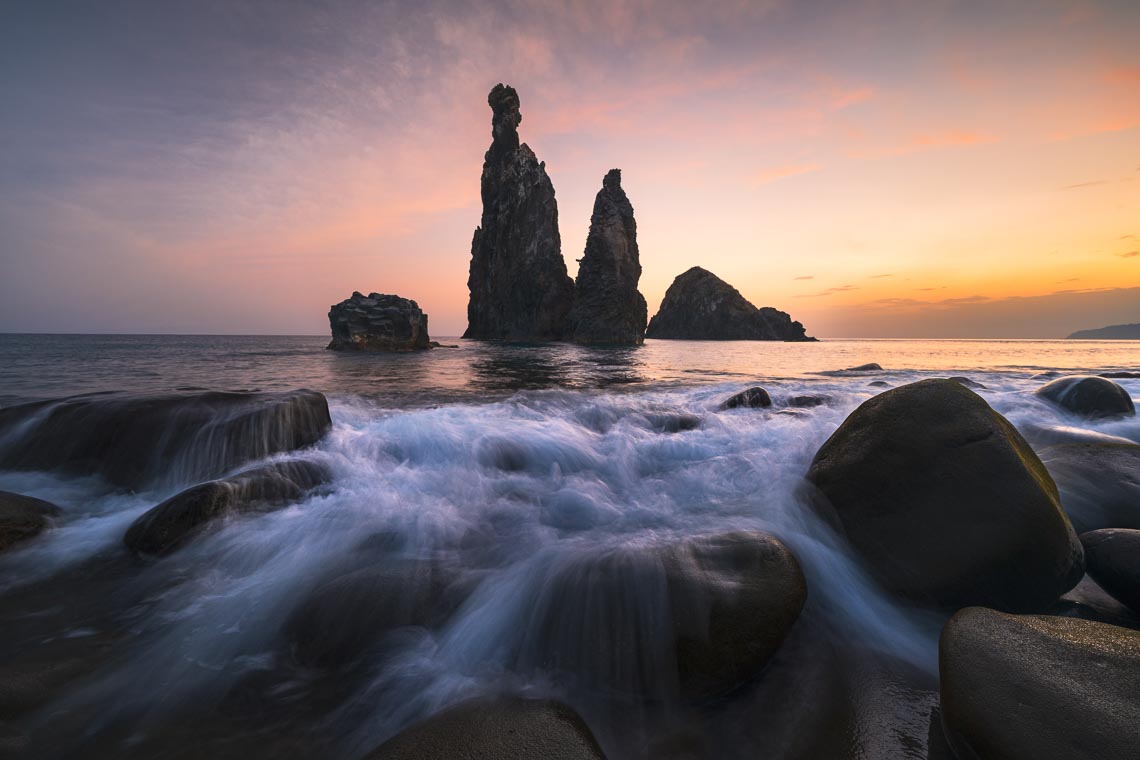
[[645, 267, 813, 341], [719, 387, 772, 409], [328, 291, 431, 351], [124, 459, 330, 555], [0, 491, 61, 552], [940, 607, 1140, 760], [806, 379, 1083, 610], [1081, 529, 1140, 613], [0, 390, 331, 490], [1038, 443, 1140, 532], [464, 84, 574, 340], [365, 697, 607, 760], [1036, 375, 1135, 418], [508, 531, 806, 699], [566, 169, 647, 345], [285, 559, 462, 667]]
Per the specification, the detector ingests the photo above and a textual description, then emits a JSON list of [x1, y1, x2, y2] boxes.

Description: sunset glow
[[2, 1, 1138, 337]]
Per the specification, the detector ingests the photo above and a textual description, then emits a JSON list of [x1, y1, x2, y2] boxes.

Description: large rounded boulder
[[0, 491, 61, 552], [1038, 443, 1140, 532], [940, 608, 1140, 760], [364, 697, 607, 760], [1036, 375, 1135, 418], [1081, 529, 1140, 613], [806, 379, 1083, 610]]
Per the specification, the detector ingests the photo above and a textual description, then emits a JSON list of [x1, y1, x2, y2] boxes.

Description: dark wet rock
[[0, 492, 61, 552], [1039, 443, 1140, 532], [1101, 371, 1140, 378], [364, 697, 607, 760], [645, 267, 813, 341], [846, 363, 883, 371], [939, 607, 1140, 760], [1021, 424, 1133, 448], [639, 412, 701, 433], [567, 169, 647, 345], [1081, 529, 1140, 613], [806, 379, 1083, 611], [0, 630, 122, 721], [510, 531, 806, 699], [464, 84, 574, 341], [947, 376, 985, 389], [784, 395, 831, 408], [867, 380, 889, 387], [0, 390, 332, 490], [1036, 375, 1135, 418], [124, 459, 330, 555], [327, 291, 430, 351], [1050, 573, 1140, 631], [285, 559, 463, 667], [719, 387, 772, 410]]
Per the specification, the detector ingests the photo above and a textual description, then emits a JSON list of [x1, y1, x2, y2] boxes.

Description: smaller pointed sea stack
[[568, 169, 648, 345], [328, 292, 431, 351], [646, 267, 813, 341]]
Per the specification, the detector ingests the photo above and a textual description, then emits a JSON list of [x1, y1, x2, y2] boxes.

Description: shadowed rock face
[[645, 267, 813, 341], [328, 292, 430, 351], [464, 84, 574, 341], [1036, 375, 1135, 419], [0, 491, 61, 552], [567, 169, 647, 345], [0, 390, 332, 490]]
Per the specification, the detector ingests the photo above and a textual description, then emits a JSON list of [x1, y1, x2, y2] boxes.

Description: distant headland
[[329, 84, 813, 350], [1068, 323, 1140, 340]]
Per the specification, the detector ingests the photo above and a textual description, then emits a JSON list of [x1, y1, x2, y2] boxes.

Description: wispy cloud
[[1062, 180, 1110, 190], [1118, 250, 1139, 258], [869, 273, 893, 278], [751, 163, 821, 186], [796, 284, 860, 298], [794, 275, 814, 280]]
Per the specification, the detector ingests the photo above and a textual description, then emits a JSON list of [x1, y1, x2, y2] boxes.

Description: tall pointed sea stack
[[463, 84, 574, 341], [568, 169, 648, 345]]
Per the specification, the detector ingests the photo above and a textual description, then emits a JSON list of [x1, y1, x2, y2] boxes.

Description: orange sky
[[1, 0, 1138, 337]]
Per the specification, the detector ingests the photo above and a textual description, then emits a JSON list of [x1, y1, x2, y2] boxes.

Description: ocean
[[0, 334, 1137, 758]]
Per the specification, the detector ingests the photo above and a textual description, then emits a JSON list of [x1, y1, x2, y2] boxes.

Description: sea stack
[[328, 292, 431, 351], [464, 84, 574, 341], [567, 169, 648, 345], [646, 267, 813, 341]]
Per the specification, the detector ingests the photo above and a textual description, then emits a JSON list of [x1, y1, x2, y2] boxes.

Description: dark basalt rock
[[505, 531, 806, 699], [939, 608, 1140, 760], [464, 84, 574, 341], [806, 379, 1083, 611], [720, 387, 772, 409], [328, 291, 430, 351], [846, 363, 883, 371], [364, 697, 607, 760], [0, 491, 61, 552], [645, 267, 813, 341], [1036, 375, 1135, 418], [947, 376, 985, 389], [124, 459, 330, 555], [567, 169, 648, 345], [284, 559, 464, 667], [784, 395, 831, 408], [1081, 529, 1140, 613], [0, 390, 332, 491], [1039, 443, 1140, 532]]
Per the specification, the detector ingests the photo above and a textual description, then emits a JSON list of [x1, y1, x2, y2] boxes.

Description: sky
[[1, 0, 1138, 338]]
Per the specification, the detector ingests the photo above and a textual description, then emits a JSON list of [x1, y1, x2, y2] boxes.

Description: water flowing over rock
[[645, 267, 813, 341], [0, 390, 332, 490], [328, 292, 430, 351], [939, 608, 1140, 760], [1080, 529, 1140, 613], [1036, 375, 1135, 419], [567, 169, 647, 345], [1039, 442, 1140, 532], [464, 84, 574, 340], [806, 379, 1084, 611]]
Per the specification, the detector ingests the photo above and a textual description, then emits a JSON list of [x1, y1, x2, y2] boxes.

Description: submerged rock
[[507, 531, 806, 699], [939, 607, 1140, 760], [845, 363, 883, 372], [328, 292, 430, 351], [567, 169, 648, 345], [719, 387, 772, 409], [1038, 442, 1140, 532], [365, 697, 607, 760], [464, 84, 574, 341], [0, 390, 332, 490], [0, 491, 61, 552], [1081, 529, 1140, 613], [1036, 375, 1135, 418], [124, 459, 330, 555], [806, 379, 1083, 611], [645, 267, 813, 341]]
